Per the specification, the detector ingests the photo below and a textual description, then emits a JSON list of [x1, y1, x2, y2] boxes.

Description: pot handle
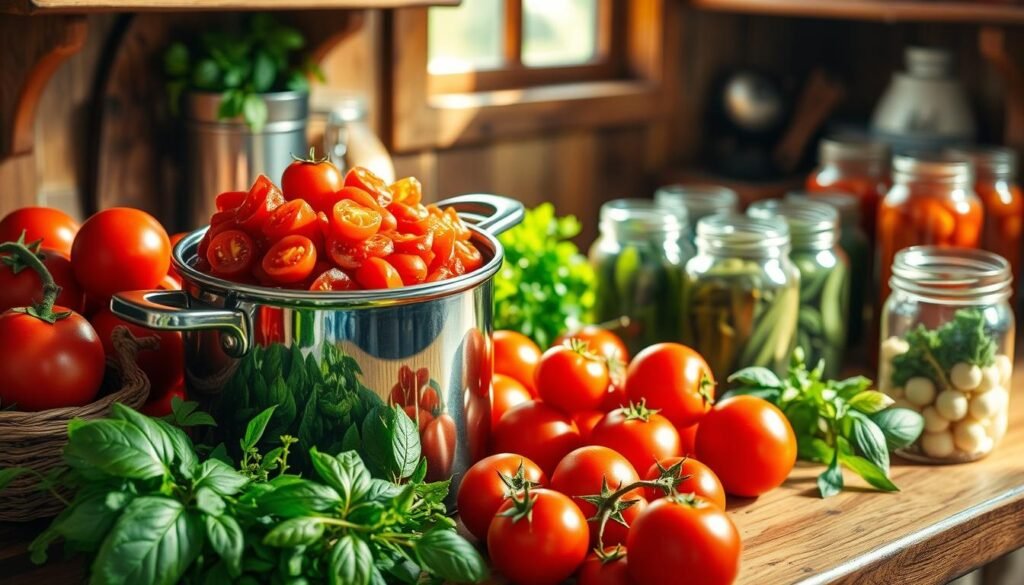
[[435, 194, 524, 236], [111, 290, 251, 358]]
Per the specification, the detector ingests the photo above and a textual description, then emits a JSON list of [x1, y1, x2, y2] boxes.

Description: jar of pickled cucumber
[[879, 246, 1014, 462], [654, 184, 739, 245], [790, 191, 870, 347], [748, 198, 851, 377], [683, 214, 800, 380], [877, 153, 984, 308], [591, 199, 692, 355]]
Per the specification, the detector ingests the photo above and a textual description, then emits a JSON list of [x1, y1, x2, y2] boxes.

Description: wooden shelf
[[691, 0, 1024, 25], [1, 0, 458, 15]]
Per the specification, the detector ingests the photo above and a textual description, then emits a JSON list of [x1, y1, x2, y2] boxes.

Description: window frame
[[386, 0, 669, 153]]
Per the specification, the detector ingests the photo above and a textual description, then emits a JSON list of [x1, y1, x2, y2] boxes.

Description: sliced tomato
[[215, 190, 247, 212], [309, 268, 357, 291], [327, 233, 394, 270], [332, 200, 382, 241], [455, 240, 483, 272], [389, 177, 423, 205], [236, 175, 285, 231], [426, 266, 453, 282], [380, 208, 398, 233], [262, 234, 317, 283], [389, 203, 430, 234], [335, 186, 381, 211], [263, 199, 318, 241], [430, 221, 456, 270], [345, 167, 393, 207], [445, 207, 472, 241], [355, 257, 403, 289], [388, 253, 428, 285], [391, 231, 434, 258], [206, 229, 255, 277]]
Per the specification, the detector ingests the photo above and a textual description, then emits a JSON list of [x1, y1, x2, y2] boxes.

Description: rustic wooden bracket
[[0, 13, 87, 158], [979, 26, 1024, 149]]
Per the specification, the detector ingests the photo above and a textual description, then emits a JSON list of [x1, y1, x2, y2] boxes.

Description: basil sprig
[[726, 348, 925, 498], [20, 403, 487, 585]]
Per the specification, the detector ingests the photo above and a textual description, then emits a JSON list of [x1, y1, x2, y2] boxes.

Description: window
[[426, 0, 616, 93]]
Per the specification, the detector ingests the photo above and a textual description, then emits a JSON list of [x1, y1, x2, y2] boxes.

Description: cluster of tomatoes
[[197, 156, 483, 290], [0, 206, 184, 415], [457, 328, 799, 585]]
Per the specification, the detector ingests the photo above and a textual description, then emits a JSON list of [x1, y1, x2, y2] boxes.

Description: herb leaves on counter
[[26, 403, 487, 585], [727, 349, 924, 498]]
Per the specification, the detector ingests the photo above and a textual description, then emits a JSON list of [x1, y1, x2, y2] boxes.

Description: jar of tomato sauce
[[806, 136, 891, 241], [876, 154, 983, 306], [948, 147, 1022, 305]]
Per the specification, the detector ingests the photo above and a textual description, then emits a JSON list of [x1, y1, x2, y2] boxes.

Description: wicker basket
[[0, 326, 158, 522]]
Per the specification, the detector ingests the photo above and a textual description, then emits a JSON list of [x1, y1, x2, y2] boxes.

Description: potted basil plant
[[164, 14, 324, 227]]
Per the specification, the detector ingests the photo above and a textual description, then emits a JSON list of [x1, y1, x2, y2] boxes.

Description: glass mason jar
[[789, 191, 870, 348], [879, 247, 1014, 462], [948, 146, 1022, 306], [654, 184, 739, 245], [806, 136, 891, 242], [748, 199, 851, 377], [590, 199, 691, 355], [683, 214, 800, 380]]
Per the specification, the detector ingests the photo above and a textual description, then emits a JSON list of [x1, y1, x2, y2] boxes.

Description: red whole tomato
[[493, 330, 542, 396], [536, 342, 610, 413], [487, 488, 589, 585], [401, 405, 433, 432], [262, 235, 317, 284], [679, 423, 698, 457], [696, 395, 797, 497], [492, 401, 582, 476], [626, 343, 715, 429], [644, 457, 726, 509], [490, 373, 532, 427], [355, 257, 402, 289], [71, 208, 171, 299], [280, 151, 345, 213], [549, 445, 644, 547], [577, 551, 630, 585], [206, 229, 256, 278], [423, 413, 456, 482], [0, 207, 79, 255], [555, 326, 629, 364], [308, 268, 356, 291], [141, 382, 186, 417], [457, 453, 547, 541], [0, 249, 83, 313], [166, 232, 187, 285], [463, 385, 491, 463], [90, 308, 184, 394], [572, 410, 604, 442], [626, 495, 742, 585], [0, 308, 105, 411], [345, 167, 393, 207], [236, 175, 286, 232], [589, 403, 681, 476]]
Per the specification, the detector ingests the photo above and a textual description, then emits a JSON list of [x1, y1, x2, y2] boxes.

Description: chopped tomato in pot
[[345, 166, 393, 207], [262, 234, 317, 284], [331, 200, 382, 241], [207, 229, 255, 278], [309, 268, 356, 291], [236, 175, 285, 232], [263, 199, 318, 241], [355, 257, 403, 289]]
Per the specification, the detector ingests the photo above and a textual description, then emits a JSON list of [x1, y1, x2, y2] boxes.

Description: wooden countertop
[[2, 365, 1024, 584]]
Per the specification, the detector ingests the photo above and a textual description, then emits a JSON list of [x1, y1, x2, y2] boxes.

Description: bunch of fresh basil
[[16, 403, 486, 585]]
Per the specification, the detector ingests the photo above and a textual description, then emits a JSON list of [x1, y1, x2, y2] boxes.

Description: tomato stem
[[0, 238, 67, 323]]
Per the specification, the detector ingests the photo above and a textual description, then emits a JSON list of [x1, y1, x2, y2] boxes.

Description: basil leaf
[[869, 407, 925, 450], [51, 490, 125, 548], [850, 413, 890, 472], [310, 448, 371, 505], [193, 460, 249, 497], [721, 386, 781, 402], [410, 457, 428, 484], [258, 479, 341, 517], [414, 529, 489, 582], [364, 478, 402, 501], [832, 375, 873, 400], [340, 425, 361, 453], [195, 487, 226, 517], [0, 467, 27, 490], [727, 367, 783, 389], [817, 452, 843, 498], [797, 436, 833, 464], [251, 50, 276, 92], [840, 453, 899, 492], [65, 419, 167, 479], [242, 405, 278, 452], [205, 514, 243, 577], [329, 534, 374, 585], [90, 497, 202, 585], [847, 391, 895, 415], [361, 406, 421, 480], [242, 94, 268, 132], [263, 517, 325, 547]]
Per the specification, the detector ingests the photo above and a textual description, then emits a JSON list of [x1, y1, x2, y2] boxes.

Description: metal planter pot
[[184, 91, 309, 229], [112, 194, 523, 503]]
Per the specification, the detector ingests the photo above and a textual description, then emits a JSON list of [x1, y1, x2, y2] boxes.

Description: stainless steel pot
[[112, 194, 523, 502]]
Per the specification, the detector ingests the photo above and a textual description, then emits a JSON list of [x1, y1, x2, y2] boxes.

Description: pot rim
[[173, 225, 504, 308]]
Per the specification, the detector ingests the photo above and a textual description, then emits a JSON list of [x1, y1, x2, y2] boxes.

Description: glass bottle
[[806, 135, 891, 242], [948, 146, 1022, 306], [654, 184, 739, 245], [321, 94, 395, 182], [876, 153, 983, 307], [748, 199, 850, 377], [879, 247, 1013, 462], [683, 214, 800, 380], [590, 199, 691, 356]]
